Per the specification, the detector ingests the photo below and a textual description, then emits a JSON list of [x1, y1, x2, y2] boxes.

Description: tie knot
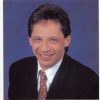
[[39, 70, 47, 81]]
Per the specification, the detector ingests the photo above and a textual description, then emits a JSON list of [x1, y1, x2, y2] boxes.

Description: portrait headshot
[[4, 0, 99, 100]]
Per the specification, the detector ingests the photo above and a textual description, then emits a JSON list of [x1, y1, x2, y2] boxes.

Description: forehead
[[31, 20, 64, 37]]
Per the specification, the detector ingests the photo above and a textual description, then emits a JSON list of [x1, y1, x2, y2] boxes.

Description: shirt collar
[[37, 59, 63, 84]]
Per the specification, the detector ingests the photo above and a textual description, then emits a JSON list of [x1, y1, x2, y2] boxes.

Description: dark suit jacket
[[8, 54, 99, 100]]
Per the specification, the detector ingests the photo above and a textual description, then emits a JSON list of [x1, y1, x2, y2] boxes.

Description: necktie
[[38, 70, 47, 100]]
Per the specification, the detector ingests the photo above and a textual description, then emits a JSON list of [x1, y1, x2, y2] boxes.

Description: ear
[[29, 37, 32, 46], [64, 35, 71, 47]]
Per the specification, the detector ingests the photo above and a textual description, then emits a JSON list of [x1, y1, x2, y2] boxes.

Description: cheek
[[31, 44, 39, 53], [52, 44, 65, 55], [55, 42, 65, 51]]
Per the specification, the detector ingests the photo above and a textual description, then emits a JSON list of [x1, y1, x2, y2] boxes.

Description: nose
[[41, 41, 50, 52]]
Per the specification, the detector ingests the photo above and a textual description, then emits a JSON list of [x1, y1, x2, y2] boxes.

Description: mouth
[[39, 53, 54, 60]]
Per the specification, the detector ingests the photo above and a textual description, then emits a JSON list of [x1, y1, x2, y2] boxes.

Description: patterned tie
[[38, 70, 47, 100]]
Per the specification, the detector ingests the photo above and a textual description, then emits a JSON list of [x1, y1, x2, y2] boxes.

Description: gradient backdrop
[[4, 0, 98, 100]]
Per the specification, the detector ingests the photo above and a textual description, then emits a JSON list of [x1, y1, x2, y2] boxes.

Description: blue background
[[4, 0, 98, 100]]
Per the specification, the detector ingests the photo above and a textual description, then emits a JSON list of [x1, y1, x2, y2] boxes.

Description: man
[[8, 4, 99, 99]]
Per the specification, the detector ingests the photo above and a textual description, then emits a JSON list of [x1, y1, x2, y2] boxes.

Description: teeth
[[41, 54, 49, 57], [40, 54, 52, 57]]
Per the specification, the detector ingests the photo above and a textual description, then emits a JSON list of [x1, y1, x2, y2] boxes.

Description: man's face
[[29, 20, 71, 70]]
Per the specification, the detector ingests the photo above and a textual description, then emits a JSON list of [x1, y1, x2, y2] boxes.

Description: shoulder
[[64, 55, 97, 72], [9, 56, 37, 73], [10, 56, 37, 67], [11, 56, 37, 65], [63, 54, 98, 80]]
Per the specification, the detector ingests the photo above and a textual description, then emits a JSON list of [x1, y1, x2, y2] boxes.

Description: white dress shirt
[[37, 59, 63, 92]]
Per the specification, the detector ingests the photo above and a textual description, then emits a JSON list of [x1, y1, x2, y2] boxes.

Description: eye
[[33, 37, 42, 43], [50, 38, 58, 43]]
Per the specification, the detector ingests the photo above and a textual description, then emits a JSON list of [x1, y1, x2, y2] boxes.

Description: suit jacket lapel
[[47, 55, 71, 99], [27, 57, 38, 98]]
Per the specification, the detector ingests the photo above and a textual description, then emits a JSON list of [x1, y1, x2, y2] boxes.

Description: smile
[[39, 53, 53, 60], [40, 54, 53, 57]]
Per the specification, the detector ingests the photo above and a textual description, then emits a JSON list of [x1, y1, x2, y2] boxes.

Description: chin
[[39, 61, 53, 68]]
